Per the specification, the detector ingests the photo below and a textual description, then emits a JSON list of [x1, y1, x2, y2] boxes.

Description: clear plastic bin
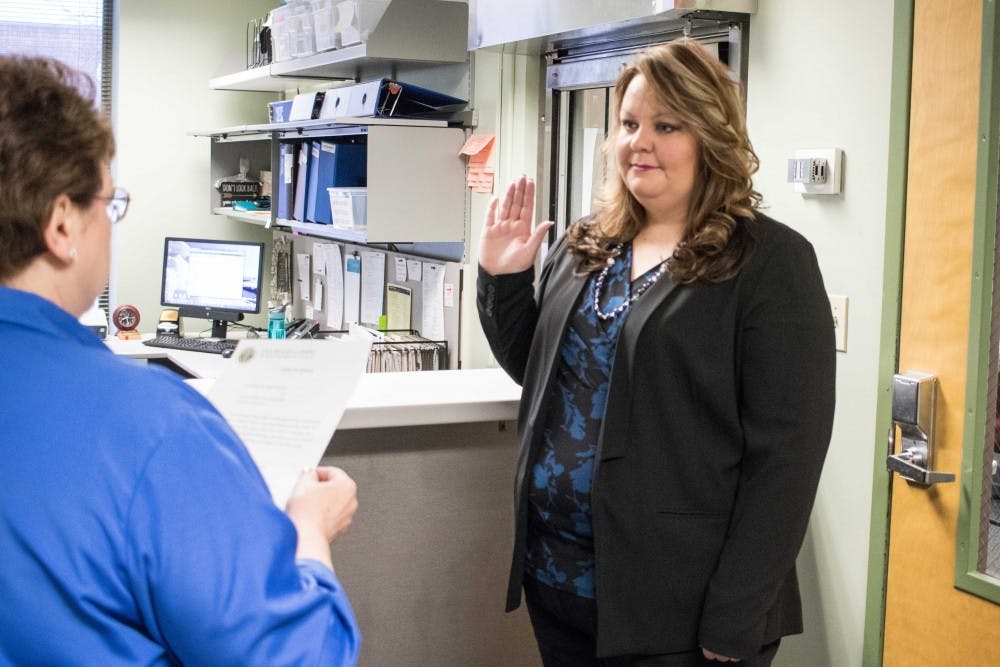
[[335, 0, 391, 47], [328, 187, 367, 231], [312, 0, 340, 52], [269, 5, 291, 63], [288, 0, 316, 58]]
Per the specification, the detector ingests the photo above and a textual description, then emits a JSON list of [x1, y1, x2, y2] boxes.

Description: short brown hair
[[567, 39, 761, 283], [0, 56, 115, 281]]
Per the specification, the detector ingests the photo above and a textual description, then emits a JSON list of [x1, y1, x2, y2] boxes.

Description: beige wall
[[746, 2, 894, 665], [461, 49, 542, 369], [114, 0, 275, 332]]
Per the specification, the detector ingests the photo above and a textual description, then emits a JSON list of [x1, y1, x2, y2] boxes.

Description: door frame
[[863, 1, 1000, 664], [955, 0, 1000, 599]]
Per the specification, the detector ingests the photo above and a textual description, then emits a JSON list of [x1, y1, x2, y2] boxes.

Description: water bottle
[[268, 306, 286, 339]]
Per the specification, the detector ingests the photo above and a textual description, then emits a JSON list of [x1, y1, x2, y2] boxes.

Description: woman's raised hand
[[478, 175, 554, 276]]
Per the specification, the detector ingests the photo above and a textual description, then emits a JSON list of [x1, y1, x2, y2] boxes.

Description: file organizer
[[316, 330, 448, 372], [365, 331, 448, 372]]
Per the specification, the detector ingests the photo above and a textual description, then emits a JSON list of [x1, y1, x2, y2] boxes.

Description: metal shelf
[[284, 219, 367, 243], [209, 0, 467, 92], [202, 125, 466, 248], [208, 66, 335, 92], [212, 207, 273, 226], [193, 115, 452, 140]]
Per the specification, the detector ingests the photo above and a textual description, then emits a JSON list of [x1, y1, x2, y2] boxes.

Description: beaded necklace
[[592, 243, 671, 321]]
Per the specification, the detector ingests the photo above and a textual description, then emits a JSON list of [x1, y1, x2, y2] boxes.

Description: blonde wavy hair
[[567, 39, 761, 283]]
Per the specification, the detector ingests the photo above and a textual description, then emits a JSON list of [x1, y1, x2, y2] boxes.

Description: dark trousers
[[523, 575, 779, 667]]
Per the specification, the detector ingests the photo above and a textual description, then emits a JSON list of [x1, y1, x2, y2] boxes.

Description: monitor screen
[[159, 238, 264, 315]]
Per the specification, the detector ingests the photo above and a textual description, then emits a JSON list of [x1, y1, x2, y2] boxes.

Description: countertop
[[106, 337, 521, 430]]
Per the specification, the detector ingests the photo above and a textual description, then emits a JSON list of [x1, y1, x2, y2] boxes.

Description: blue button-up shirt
[[0, 286, 360, 666]]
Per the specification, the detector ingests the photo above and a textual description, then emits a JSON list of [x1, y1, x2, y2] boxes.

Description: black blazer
[[477, 213, 836, 659]]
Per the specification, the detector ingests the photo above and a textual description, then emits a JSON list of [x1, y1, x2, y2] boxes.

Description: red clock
[[113, 304, 141, 340]]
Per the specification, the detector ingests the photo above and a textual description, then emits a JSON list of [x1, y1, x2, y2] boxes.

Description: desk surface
[[107, 338, 521, 429]]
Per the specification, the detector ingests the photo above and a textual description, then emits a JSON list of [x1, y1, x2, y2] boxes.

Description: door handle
[[885, 371, 956, 487]]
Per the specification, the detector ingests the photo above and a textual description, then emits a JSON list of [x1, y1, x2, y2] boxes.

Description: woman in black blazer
[[477, 40, 835, 666]]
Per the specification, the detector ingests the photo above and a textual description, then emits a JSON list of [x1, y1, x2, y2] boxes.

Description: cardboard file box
[[306, 142, 366, 224]]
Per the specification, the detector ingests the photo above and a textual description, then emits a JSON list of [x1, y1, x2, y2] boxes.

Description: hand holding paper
[[285, 466, 358, 568], [206, 337, 372, 507]]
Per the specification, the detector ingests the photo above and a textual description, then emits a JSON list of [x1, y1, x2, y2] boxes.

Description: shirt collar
[[0, 286, 108, 351]]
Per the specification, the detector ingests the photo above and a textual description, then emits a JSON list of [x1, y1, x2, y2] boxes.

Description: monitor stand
[[210, 319, 229, 339]]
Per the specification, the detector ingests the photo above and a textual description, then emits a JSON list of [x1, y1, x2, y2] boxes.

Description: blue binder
[[346, 79, 467, 118], [292, 143, 310, 222], [305, 142, 367, 224], [276, 142, 297, 221]]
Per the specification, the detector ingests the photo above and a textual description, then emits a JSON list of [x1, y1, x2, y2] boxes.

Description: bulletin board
[[274, 230, 463, 369]]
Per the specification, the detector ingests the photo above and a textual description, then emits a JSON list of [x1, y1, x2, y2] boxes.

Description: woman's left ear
[[42, 194, 80, 265]]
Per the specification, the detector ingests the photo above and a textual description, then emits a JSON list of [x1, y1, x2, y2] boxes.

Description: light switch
[[829, 294, 848, 352]]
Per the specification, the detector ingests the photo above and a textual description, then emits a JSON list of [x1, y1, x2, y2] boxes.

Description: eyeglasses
[[92, 187, 130, 224]]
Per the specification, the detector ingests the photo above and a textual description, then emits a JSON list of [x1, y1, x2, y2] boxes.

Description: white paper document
[[386, 283, 412, 330], [406, 259, 422, 282], [207, 338, 372, 507], [360, 250, 386, 326], [325, 244, 344, 329], [296, 253, 311, 301], [344, 253, 361, 325], [312, 244, 330, 276], [421, 262, 446, 341], [312, 277, 324, 309]]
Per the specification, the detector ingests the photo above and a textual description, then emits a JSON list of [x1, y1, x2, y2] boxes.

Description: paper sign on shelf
[[459, 133, 496, 194]]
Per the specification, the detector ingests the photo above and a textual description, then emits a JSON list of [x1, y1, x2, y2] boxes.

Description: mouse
[[221, 348, 235, 359]]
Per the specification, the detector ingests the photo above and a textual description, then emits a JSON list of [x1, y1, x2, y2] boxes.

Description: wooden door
[[882, 0, 1000, 663]]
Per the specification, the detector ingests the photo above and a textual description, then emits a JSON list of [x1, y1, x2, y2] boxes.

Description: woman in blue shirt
[[0, 56, 361, 665]]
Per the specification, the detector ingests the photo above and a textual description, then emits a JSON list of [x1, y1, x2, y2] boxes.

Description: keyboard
[[142, 335, 238, 355]]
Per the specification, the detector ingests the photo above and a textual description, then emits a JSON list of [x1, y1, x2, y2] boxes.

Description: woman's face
[[614, 73, 700, 225]]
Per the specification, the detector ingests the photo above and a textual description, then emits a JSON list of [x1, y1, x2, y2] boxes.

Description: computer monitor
[[159, 237, 265, 339]]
